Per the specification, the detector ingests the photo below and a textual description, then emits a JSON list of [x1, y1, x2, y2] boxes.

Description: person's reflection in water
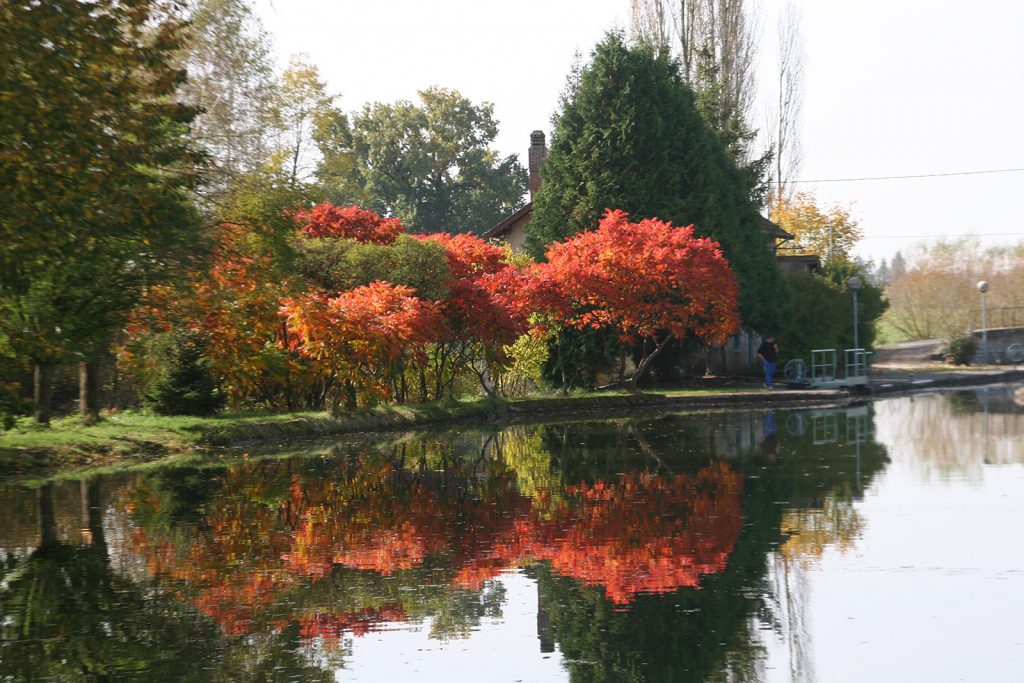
[[760, 411, 780, 461]]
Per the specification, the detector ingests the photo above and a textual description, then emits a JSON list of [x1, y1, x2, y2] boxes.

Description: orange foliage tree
[[417, 233, 530, 397], [294, 202, 403, 244], [534, 210, 741, 387], [123, 201, 742, 410], [121, 223, 320, 409], [280, 282, 445, 409]]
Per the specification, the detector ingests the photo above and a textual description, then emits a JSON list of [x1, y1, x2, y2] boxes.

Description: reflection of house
[[489, 131, 807, 375]]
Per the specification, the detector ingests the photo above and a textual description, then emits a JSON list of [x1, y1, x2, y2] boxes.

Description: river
[[2, 384, 1023, 682]]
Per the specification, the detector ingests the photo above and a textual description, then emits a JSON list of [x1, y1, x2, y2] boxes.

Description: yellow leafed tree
[[771, 192, 862, 263]]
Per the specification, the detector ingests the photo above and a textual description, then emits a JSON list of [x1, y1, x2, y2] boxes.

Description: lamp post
[[848, 276, 862, 350], [977, 280, 989, 365]]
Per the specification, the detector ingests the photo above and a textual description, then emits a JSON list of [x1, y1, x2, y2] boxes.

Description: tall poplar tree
[[179, 0, 277, 191], [630, 0, 770, 201], [527, 33, 787, 334]]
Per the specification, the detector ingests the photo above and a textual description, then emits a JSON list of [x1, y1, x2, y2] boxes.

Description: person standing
[[757, 335, 779, 389]]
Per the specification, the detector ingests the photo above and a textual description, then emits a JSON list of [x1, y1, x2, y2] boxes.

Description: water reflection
[[874, 383, 1024, 479], [0, 482, 237, 682], [0, 400, 897, 681]]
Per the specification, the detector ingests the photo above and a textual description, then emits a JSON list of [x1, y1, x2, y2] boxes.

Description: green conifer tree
[[527, 33, 787, 334]]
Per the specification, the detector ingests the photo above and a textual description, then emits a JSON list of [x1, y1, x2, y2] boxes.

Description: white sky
[[253, 0, 1024, 265]]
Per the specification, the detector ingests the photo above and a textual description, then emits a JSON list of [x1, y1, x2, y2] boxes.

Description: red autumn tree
[[294, 202, 404, 244], [537, 209, 741, 387], [280, 281, 444, 409], [417, 233, 530, 397], [420, 232, 506, 279]]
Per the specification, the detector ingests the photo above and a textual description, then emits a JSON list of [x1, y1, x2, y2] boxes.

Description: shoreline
[[3, 368, 1022, 482]]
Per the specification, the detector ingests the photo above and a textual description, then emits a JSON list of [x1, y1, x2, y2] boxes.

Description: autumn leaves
[[279, 203, 740, 404]]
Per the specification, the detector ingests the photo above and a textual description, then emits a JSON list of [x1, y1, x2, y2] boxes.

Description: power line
[[856, 232, 1024, 240], [793, 166, 1024, 183]]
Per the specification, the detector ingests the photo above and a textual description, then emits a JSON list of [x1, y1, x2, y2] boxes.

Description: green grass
[[0, 410, 327, 450], [0, 384, 773, 448], [0, 384, 778, 479]]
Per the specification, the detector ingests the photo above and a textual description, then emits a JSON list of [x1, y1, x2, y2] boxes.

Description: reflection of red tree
[[127, 459, 742, 641], [300, 604, 408, 646], [284, 463, 532, 584], [537, 464, 742, 604], [450, 463, 743, 604]]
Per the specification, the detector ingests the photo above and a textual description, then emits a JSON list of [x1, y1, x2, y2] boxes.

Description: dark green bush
[[778, 265, 888, 364], [0, 380, 24, 430], [943, 335, 977, 365], [143, 333, 225, 416], [294, 234, 450, 300], [0, 356, 30, 430]]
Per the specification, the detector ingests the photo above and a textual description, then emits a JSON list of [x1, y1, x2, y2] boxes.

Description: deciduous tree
[[771, 0, 805, 202], [0, 0, 204, 423], [295, 202, 403, 244], [418, 233, 529, 397], [771, 191, 862, 263], [281, 282, 444, 409], [350, 88, 527, 234], [535, 210, 741, 387], [272, 56, 345, 187], [630, 0, 768, 198], [881, 240, 1024, 342], [121, 223, 311, 410], [179, 0, 277, 191]]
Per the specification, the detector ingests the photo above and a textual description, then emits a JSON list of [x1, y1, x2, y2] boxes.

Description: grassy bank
[[0, 385, 798, 479]]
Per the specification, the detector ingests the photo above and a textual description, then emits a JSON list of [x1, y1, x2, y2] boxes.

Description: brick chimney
[[528, 130, 548, 200]]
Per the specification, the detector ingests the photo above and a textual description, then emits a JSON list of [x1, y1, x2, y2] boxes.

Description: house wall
[[503, 214, 531, 253], [709, 330, 762, 375], [777, 255, 821, 275], [970, 327, 1024, 364]]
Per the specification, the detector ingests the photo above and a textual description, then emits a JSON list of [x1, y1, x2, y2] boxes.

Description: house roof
[[483, 202, 532, 240], [484, 201, 793, 243], [761, 215, 793, 241]]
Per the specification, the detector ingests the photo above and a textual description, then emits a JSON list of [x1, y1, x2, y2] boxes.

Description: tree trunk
[[476, 367, 497, 398], [281, 322, 297, 411], [556, 332, 569, 391], [627, 335, 673, 389], [418, 367, 429, 403], [79, 357, 101, 424], [33, 363, 54, 425], [83, 478, 106, 552], [433, 347, 448, 401], [343, 380, 357, 410]]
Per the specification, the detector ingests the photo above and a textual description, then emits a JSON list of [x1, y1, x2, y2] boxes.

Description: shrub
[[0, 381, 24, 430], [0, 356, 30, 430], [497, 331, 552, 398], [942, 335, 977, 365], [143, 333, 225, 416]]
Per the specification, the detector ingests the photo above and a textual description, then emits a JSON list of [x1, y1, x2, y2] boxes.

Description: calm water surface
[[2, 385, 1023, 682]]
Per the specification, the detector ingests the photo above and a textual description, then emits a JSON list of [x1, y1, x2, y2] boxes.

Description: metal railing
[[970, 306, 1024, 331]]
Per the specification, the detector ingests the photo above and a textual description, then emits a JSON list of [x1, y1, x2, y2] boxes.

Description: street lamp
[[977, 280, 989, 365], [848, 276, 862, 350]]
